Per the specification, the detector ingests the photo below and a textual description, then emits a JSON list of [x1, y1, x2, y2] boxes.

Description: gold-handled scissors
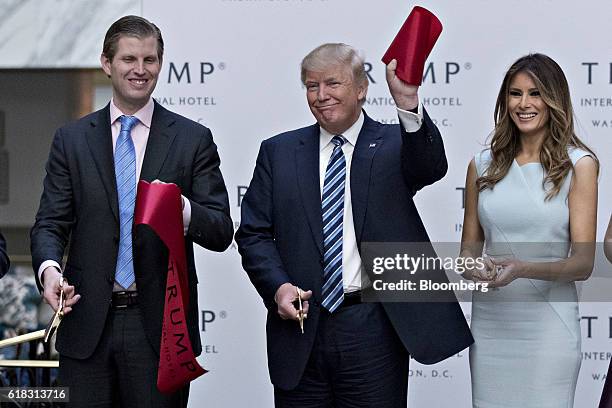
[[44, 278, 66, 343], [296, 287, 304, 334]]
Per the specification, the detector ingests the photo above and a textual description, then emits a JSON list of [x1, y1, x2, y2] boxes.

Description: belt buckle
[[125, 291, 136, 306], [112, 291, 129, 309]]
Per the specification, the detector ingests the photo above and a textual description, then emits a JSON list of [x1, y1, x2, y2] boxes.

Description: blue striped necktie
[[321, 135, 347, 312], [114, 115, 139, 289]]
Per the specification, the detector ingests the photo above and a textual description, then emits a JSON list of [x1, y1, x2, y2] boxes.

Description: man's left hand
[[386, 59, 419, 111], [152, 179, 184, 209]]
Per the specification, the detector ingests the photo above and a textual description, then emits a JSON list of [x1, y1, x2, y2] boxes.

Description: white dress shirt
[[318, 105, 423, 293]]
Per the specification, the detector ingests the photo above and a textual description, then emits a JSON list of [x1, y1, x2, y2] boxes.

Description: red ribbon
[[134, 181, 206, 394]]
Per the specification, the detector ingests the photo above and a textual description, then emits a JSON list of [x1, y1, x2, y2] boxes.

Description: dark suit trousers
[[59, 307, 189, 408], [274, 302, 409, 408]]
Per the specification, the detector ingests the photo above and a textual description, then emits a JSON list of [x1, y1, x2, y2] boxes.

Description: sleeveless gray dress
[[470, 148, 591, 408]]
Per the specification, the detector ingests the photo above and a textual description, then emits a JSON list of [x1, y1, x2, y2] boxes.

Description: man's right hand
[[42, 266, 81, 314], [386, 59, 419, 111], [274, 283, 312, 321]]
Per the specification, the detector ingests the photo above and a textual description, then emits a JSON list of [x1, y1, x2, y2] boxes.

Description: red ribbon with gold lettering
[[134, 181, 206, 394]]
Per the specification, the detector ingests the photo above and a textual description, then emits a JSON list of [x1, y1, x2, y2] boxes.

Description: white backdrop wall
[[141, 1, 612, 406], [2, 0, 610, 406], [133, 1, 612, 407]]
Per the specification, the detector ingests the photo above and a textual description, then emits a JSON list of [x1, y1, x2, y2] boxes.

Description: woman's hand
[[488, 258, 526, 288], [463, 256, 495, 282]]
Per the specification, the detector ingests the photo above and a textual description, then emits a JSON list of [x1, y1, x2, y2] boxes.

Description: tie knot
[[119, 115, 139, 132], [331, 135, 347, 147]]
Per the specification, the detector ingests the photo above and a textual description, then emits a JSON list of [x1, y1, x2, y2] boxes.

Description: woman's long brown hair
[[477, 53, 598, 199]]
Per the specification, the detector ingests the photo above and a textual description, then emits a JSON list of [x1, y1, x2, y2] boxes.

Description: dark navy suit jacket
[[236, 110, 473, 390], [30, 101, 233, 359]]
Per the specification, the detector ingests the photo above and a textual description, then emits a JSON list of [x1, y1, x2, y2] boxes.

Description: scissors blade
[[296, 288, 304, 334], [44, 286, 65, 343]]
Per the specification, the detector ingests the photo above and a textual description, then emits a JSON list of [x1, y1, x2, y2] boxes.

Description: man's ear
[[100, 54, 112, 78], [358, 84, 368, 102]]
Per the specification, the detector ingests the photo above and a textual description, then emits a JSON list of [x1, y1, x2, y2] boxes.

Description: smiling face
[[101, 35, 161, 114], [507, 71, 550, 139], [304, 64, 367, 135]]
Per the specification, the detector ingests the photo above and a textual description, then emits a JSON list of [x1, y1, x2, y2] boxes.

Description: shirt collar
[[109, 98, 154, 129], [319, 111, 364, 151]]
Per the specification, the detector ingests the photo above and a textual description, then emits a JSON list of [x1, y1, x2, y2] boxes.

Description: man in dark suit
[[30, 16, 233, 407], [236, 43, 473, 407], [0, 230, 8, 278]]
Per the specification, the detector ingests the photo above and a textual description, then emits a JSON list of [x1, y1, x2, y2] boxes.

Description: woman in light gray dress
[[460, 54, 599, 407]]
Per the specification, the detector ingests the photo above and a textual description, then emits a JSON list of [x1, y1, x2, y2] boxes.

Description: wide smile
[[128, 78, 149, 87], [516, 112, 537, 121]]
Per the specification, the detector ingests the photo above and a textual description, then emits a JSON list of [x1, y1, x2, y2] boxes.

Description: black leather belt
[[339, 290, 362, 308], [111, 291, 139, 309]]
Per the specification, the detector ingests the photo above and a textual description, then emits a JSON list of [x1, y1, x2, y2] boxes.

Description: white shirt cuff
[[182, 195, 191, 236], [397, 103, 424, 133], [38, 260, 62, 283]]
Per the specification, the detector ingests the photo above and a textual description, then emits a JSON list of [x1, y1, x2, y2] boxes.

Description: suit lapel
[[86, 105, 119, 222], [140, 102, 176, 182], [295, 125, 324, 255], [351, 113, 384, 243]]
